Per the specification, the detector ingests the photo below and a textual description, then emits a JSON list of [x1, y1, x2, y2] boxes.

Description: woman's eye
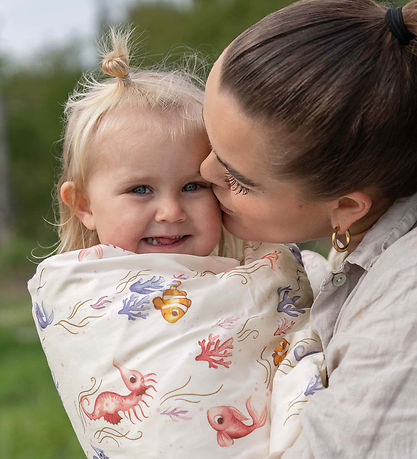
[[224, 171, 250, 195], [132, 185, 151, 194], [182, 182, 201, 192]]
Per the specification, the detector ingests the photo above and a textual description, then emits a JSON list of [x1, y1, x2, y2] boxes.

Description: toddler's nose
[[154, 197, 187, 223]]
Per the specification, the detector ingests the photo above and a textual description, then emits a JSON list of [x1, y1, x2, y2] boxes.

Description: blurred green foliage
[[0, 293, 84, 458]]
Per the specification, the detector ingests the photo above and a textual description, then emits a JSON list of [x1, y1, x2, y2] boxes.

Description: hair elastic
[[385, 7, 415, 46]]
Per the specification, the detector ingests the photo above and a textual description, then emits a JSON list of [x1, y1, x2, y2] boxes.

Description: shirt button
[[332, 272, 347, 287]]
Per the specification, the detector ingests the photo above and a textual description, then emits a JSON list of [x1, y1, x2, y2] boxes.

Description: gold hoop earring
[[332, 226, 351, 253]]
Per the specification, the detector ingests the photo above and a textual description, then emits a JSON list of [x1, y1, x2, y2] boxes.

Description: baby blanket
[[28, 242, 322, 458]]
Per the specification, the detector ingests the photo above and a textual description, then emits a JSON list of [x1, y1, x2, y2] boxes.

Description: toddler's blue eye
[[132, 185, 151, 194], [183, 183, 201, 192]]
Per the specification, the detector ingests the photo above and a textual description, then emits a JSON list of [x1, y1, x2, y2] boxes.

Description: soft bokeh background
[[0, 0, 404, 457]]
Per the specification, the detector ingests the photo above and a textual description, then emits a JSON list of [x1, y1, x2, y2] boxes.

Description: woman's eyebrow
[[213, 150, 258, 188], [202, 108, 258, 187]]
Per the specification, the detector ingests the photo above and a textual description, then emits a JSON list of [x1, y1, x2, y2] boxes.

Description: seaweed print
[[195, 334, 233, 369], [160, 376, 223, 406], [118, 294, 150, 320], [92, 445, 109, 459], [293, 343, 320, 361], [304, 375, 325, 396], [90, 296, 112, 310], [81, 361, 157, 425], [260, 250, 281, 269], [78, 245, 104, 262], [214, 316, 239, 330], [289, 245, 304, 266], [34, 302, 54, 330], [277, 286, 305, 317], [160, 407, 192, 421]]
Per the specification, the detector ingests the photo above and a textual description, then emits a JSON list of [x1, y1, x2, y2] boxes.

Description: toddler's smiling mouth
[[144, 235, 189, 246]]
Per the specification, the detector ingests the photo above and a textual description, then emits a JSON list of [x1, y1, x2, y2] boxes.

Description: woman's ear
[[60, 181, 96, 231], [330, 191, 373, 233]]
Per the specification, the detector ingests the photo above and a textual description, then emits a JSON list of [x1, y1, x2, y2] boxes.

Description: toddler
[[28, 29, 322, 459]]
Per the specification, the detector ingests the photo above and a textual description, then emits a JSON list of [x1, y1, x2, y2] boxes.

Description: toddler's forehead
[[95, 104, 204, 143], [85, 107, 208, 176]]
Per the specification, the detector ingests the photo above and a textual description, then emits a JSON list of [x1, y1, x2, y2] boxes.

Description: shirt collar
[[345, 192, 417, 271]]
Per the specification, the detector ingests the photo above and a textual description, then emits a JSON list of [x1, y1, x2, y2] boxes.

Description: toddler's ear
[[60, 181, 96, 231]]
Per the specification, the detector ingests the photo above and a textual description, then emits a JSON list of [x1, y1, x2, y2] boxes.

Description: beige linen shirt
[[282, 192, 417, 458]]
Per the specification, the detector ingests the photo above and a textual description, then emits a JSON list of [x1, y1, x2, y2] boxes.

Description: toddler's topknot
[[101, 29, 131, 80]]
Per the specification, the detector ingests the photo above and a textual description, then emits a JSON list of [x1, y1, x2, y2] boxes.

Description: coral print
[[274, 317, 295, 336], [153, 280, 191, 323], [81, 361, 157, 425], [207, 396, 267, 447], [195, 334, 234, 369], [130, 276, 165, 295], [118, 294, 150, 320]]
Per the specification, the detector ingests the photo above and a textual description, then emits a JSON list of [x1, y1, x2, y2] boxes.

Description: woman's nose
[[200, 151, 228, 189], [154, 196, 187, 223]]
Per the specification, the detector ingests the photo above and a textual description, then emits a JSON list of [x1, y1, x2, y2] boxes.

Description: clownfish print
[[152, 281, 191, 323], [272, 338, 290, 366]]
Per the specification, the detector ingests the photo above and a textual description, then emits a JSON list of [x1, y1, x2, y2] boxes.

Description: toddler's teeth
[[145, 236, 185, 246]]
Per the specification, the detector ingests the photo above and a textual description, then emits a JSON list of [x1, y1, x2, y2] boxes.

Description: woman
[[201, 0, 417, 457]]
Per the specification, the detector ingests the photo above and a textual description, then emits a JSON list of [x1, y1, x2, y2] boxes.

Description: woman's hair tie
[[385, 7, 415, 46]]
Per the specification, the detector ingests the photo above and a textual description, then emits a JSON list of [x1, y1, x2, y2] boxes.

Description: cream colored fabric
[[28, 242, 322, 458]]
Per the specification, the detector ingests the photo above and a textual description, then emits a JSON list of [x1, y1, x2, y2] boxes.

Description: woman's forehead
[[204, 68, 277, 179]]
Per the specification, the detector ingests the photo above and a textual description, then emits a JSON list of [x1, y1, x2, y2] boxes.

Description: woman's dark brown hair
[[220, 0, 417, 200]]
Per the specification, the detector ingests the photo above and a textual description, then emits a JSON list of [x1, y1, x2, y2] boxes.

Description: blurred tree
[[127, 0, 296, 69], [0, 91, 12, 245], [2, 44, 84, 245], [0, 55, 14, 246]]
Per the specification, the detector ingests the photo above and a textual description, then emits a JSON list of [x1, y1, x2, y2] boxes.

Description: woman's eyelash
[[224, 171, 250, 195]]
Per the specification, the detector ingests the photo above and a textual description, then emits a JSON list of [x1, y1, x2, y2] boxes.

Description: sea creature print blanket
[[28, 242, 323, 458]]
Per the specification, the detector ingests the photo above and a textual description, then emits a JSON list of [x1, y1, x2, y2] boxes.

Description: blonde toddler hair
[[56, 28, 206, 253]]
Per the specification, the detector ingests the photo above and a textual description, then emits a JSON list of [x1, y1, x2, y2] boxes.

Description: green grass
[[0, 288, 84, 458]]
